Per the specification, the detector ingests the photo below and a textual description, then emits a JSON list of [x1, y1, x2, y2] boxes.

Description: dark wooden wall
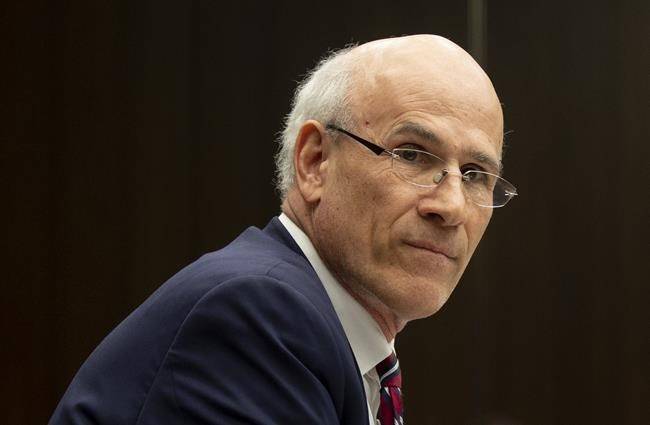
[[2, 1, 647, 424]]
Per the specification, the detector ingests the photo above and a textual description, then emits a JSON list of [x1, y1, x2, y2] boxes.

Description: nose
[[416, 171, 467, 226]]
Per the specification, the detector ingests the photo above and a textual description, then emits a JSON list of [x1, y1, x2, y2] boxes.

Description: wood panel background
[[2, 1, 647, 423]]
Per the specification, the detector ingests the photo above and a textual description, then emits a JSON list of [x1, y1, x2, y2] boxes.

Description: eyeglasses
[[326, 125, 518, 208]]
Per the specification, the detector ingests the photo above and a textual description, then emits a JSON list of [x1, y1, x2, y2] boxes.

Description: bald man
[[51, 35, 517, 425]]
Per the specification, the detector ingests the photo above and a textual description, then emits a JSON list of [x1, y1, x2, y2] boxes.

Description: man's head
[[278, 35, 505, 338]]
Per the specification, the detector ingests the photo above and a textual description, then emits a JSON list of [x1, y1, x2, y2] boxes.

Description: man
[[51, 35, 516, 424]]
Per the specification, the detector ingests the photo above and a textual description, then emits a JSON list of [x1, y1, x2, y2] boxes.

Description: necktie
[[376, 352, 403, 425]]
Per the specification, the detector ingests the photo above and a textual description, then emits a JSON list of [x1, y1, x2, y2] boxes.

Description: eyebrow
[[391, 122, 503, 174]]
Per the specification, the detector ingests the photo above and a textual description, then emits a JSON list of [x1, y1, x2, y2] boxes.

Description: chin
[[395, 283, 453, 320], [416, 295, 451, 319]]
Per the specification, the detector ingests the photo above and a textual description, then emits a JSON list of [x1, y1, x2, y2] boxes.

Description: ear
[[293, 120, 330, 203]]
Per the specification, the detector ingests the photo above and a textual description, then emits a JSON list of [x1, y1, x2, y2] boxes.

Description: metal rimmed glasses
[[326, 125, 518, 208]]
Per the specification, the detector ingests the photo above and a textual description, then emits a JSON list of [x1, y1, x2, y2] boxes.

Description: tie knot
[[376, 352, 401, 387]]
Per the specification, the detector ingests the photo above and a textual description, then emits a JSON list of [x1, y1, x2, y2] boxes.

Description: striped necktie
[[376, 352, 403, 425]]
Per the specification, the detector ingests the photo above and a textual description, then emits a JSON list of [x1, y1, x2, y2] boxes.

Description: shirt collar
[[278, 213, 393, 375]]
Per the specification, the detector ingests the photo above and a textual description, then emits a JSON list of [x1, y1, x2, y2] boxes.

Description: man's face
[[310, 37, 504, 322]]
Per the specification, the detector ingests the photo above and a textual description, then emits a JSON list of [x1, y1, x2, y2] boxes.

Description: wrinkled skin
[[283, 35, 504, 341]]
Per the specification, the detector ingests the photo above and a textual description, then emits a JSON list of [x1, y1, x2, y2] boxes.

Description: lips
[[403, 240, 457, 260]]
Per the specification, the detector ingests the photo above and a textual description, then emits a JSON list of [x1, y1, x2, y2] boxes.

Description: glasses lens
[[392, 149, 446, 186], [391, 150, 517, 208], [464, 171, 517, 207]]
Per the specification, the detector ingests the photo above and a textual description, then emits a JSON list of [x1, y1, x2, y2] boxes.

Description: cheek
[[335, 161, 394, 214], [466, 210, 492, 254], [316, 167, 372, 241], [321, 156, 407, 252]]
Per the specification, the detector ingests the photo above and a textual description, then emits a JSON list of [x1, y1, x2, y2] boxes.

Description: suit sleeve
[[141, 275, 347, 425]]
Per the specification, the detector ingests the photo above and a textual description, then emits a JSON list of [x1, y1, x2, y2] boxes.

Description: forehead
[[347, 42, 504, 161], [390, 121, 503, 173]]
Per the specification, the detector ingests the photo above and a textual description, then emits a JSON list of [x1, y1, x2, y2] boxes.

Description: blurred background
[[2, 0, 648, 424]]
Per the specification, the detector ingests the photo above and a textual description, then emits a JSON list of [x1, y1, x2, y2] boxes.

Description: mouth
[[403, 240, 457, 261]]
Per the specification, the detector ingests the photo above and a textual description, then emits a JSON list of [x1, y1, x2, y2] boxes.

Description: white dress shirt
[[279, 214, 393, 424]]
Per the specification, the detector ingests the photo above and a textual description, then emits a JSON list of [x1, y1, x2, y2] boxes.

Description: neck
[[340, 281, 407, 342]]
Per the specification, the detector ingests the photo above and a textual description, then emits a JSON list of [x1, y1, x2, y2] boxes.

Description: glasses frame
[[326, 124, 518, 208]]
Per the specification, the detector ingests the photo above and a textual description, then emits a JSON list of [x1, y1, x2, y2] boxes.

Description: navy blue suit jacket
[[50, 218, 369, 424]]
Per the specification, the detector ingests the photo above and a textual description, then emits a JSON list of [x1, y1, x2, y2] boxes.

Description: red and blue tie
[[376, 352, 403, 425]]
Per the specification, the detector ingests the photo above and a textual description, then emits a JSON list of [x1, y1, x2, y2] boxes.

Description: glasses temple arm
[[326, 125, 386, 156]]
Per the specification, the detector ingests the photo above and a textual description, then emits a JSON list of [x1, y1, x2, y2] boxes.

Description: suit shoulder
[[143, 275, 353, 423]]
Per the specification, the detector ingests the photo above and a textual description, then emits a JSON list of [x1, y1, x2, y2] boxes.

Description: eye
[[393, 144, 430, 162], [461, 163, 486, 174], [395, 149, 420, 162], [463, 171, 487, 183], [397, 142, 425, 151], [462, 169, 498, 189]]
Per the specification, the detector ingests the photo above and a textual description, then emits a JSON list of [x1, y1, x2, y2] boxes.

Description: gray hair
[[274, 44, 359, 199]]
